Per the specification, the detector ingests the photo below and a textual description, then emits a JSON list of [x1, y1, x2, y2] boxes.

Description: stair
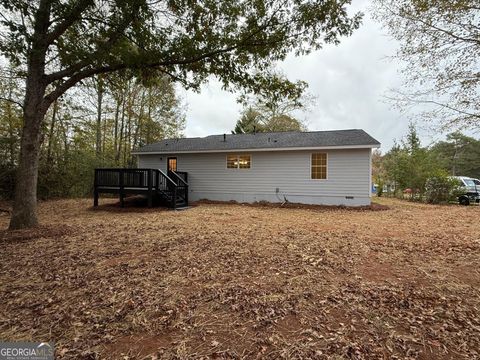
[[157, 189, 187, 209]]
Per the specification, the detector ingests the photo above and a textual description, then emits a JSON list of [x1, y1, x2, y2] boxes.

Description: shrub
[[376, 180, 384, 197], [425, 174, 461, 204]]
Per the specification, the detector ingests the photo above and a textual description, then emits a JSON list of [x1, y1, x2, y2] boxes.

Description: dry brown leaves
[[0, 198, 479, 359]]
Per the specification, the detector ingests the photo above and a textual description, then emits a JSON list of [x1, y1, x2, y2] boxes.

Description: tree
[[383, 123, 442, 198], [371, 149, 386, 196], [267, 114, 306, 132], [430, 132, 480, 178], [0, 72, 22, 167], [0, 72, 23, 198], [0, 0, 361, 229], [233, 73, 311, 133], [232, 107, 306, 134], [373, 0, 480, 130], [232, 107, 263, 134]]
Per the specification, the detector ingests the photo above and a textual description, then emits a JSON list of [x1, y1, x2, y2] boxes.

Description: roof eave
[[131, 143, 381, 155]]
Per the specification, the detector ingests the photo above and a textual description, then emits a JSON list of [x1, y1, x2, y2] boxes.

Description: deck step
[[174, 206, 190, 211], [157, 189, 187, 209]]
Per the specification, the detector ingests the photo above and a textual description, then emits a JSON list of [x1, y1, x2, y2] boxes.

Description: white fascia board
[[132, 144, 380, 155]]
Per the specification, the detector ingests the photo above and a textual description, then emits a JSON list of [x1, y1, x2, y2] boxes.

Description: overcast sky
[[182, 0, 433, 152]]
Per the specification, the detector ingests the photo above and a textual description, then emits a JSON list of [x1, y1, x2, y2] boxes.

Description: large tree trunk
[[9, 92, 48, 229]]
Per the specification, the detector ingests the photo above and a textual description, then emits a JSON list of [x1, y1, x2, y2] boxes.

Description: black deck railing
[[175, 171, 188, 183], [94, 168, 188, 209], [168, 171, 189, 205]]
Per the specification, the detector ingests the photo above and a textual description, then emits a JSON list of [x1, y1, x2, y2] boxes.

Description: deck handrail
[[169, 171, 188, 187], [175, 171, 188, 183], [157, 169, 177, 188]]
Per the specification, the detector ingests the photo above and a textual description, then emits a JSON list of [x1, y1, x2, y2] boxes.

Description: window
[[167, 157, 177, 172], [311, 153, 327, 179], [227, 154, 251, 169], [464, 179, 475, 187]]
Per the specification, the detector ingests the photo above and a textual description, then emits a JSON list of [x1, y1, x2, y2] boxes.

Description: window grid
[[168, 158, 177, 172], [227, 154, 251, 169], [311, 153, 327, 179]]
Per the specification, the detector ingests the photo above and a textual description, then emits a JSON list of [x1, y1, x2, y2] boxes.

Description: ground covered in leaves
[[1, 198, 480, 359]]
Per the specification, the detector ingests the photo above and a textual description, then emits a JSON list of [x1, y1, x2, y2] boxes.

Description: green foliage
[[233, 73, 311, 133], [0, 71, 185, 199], [383, 123, 443, 199], [425, 172, 461, 204], [430, 132, 480, 178], [268, 115, 306, 132], [232, 107, 263, 134], [372, 149, 387, 196], [1, 0, 362, 102], [376, 180, 384, 197], [380, 124, 480, 204], [0, 70, 22, 166]]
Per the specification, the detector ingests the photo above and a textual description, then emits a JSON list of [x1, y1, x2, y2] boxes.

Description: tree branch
[[45, 8, 139, 84], [399, 10, 479, 45], [0, 96, 24, 109], [43, 8, 314, 109], [385, 93, 480, 120], [44, 63, 129, 105], [45, 0, 94, 45]]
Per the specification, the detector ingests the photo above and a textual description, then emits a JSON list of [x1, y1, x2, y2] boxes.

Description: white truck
[[452, 176, 480, 205]]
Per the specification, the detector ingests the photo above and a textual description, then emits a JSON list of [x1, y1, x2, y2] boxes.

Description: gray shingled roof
[[132, 129, 380, 154]]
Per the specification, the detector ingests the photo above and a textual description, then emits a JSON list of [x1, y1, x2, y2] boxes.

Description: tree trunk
[[9, 94, 47, 229], [46, 100, 58, 164], [125, 87, 132, 167], [5, 82, 18, 166], [146, 88, 152, 144], [6, 104, 16, 166], [96, 76, 104, 159], [133, 89, 145, 149], [9, 0, 51, 229], [115, 93, 126, 164], [113, 96, 120, 158]]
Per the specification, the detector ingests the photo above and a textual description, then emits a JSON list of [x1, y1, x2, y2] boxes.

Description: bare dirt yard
[[1, 198, 480, 359]]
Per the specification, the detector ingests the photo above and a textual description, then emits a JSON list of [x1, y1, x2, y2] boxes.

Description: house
[[129, 129, 380, 207]]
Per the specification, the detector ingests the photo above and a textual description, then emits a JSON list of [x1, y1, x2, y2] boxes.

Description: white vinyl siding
[[138, 149, 372, 206]]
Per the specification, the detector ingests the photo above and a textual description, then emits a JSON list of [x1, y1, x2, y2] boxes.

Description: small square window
[[238, 155, 251, 169], [227, 155, 238, 169]]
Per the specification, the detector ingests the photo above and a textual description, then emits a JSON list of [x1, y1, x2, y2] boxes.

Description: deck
[[94, 168, 189, 209]]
